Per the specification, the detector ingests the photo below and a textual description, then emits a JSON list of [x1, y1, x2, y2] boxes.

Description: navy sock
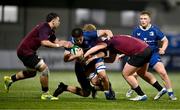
[[152, 81, 163, 92], [42, 87, 48, 92], [11, 75, 17, 82], [133, 86, 145, 96]]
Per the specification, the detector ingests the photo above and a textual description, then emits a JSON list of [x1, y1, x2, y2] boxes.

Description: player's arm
[[39, 28, 73, 48], [41, 39, 73, 48], [104, 51, 117, 63], [159, 36, 168, 55], [97, 30, 113, 39], [55, 39, 73, 48], [64, 49, 83, 62], [84, 43, 107, 58], [41, 40, 61, 48], [85, 51, 106, 65], [64, 50, 74, 62]]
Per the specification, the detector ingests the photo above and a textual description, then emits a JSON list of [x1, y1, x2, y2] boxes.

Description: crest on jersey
[[149, 31, 154, 36]]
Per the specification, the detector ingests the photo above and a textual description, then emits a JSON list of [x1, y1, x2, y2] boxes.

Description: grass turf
[[0, 70, 179, 110]]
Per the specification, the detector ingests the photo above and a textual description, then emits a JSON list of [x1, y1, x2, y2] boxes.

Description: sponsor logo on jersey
[[144, 38, 147, 41], [149, 31, 154, 36]]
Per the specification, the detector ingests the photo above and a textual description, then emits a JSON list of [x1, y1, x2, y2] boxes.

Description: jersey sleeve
[[83, 31, 98, 40], [131, 27, 138, 38], [154, 26, 165, 41], [38, 26, 50, 41]]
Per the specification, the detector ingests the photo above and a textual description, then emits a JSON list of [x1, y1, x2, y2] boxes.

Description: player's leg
[[88, 72, 103, 98], [35, 59, 58, 100], [4, 70, 37, 93], [125, 73, 138, 98], [123, 51, 151, 101], [122, 63, 147, 100], [95, 61, 116, 100], [53, 82, 91, 97], [153, 62, 177, 100], [123, 63, 147, 101], [4, 54, 38, 93], [137, 67, 167, 100], [88, 72, 116, 100], [53, 62, 92, 97], [149, 53, 177, 100], [53, 70, 92, 97], [95, 61, 109, 90]]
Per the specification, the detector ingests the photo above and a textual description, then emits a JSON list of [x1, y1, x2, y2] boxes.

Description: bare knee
[[38, 64, 48, 72], [35, 59, 48, 72]]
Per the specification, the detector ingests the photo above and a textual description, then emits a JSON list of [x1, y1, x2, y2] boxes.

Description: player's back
[[106, 35, 149, 56], [17, 22, 52, 56]]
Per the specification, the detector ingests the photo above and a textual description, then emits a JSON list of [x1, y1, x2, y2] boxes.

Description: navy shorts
[[127, 47, 152, 67], [149, 52, 162, 68], [17, 54, 41, 69]]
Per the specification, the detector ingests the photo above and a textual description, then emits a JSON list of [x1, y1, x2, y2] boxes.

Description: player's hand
[[64, 41, 73, 48], [56, 40, 73, 48], [75, 48, 84, 57], [85, 55, 98, 65], [159, 48, 165, 55], [85, 55, 94, 65], [115, 54, 125, 62]]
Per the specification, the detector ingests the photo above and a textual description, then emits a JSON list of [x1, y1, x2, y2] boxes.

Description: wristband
[[93, 55, 98, 59], [56, 44, 60, 47]]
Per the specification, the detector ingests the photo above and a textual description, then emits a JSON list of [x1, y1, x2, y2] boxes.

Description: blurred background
[[0, 0, 180, 71]]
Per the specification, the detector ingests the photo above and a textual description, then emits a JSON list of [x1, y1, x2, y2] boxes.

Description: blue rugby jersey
[[70, 30, 99, 52], [132, 24, 165, 53]]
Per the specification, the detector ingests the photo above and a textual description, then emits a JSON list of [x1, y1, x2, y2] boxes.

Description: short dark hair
[[140, 11, 151, 18], [71, 28, 83, 38], [46, 12, 59, 22]]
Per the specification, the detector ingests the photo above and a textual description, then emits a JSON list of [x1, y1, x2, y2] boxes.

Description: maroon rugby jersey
[[17, 22, 55, 56], [105, 35, 149, 56]]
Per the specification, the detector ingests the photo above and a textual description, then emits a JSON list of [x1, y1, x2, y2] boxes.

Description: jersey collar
[[139, 24, 152, 31]]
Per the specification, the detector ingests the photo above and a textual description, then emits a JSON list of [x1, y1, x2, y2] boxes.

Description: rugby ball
[[70, 45, 80, 55]]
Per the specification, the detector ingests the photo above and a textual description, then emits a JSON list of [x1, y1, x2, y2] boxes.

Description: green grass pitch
[[0, 70, 180, 110]]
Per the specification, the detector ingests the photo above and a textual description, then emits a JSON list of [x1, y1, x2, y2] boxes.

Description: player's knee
[[75, 87, 90, 97], [96, 65, 107, 79], [35, 59, 47, 72], [29, 71, 37, 77], [122, 69, 130, 78], [82, 90, 91, 97], [91, 78, 99, 85], [88, 73, 99, 85], [159, 71, 168, 78], [96, 65, 106, 74], [41, 66, 49, 77]]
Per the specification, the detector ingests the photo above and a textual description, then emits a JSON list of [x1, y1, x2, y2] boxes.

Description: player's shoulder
[[133, 26, 140, 30], [151, 24, 160, 30], [37, 22, 51, 31], [82, 31, 97, 40], [132, 26, 141, 32], [38, 22, 47, 27], [83, 30, 97, 35]]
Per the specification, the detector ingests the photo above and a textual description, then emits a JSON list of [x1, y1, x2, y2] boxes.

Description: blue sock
[[167, 88, 174, 96]]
